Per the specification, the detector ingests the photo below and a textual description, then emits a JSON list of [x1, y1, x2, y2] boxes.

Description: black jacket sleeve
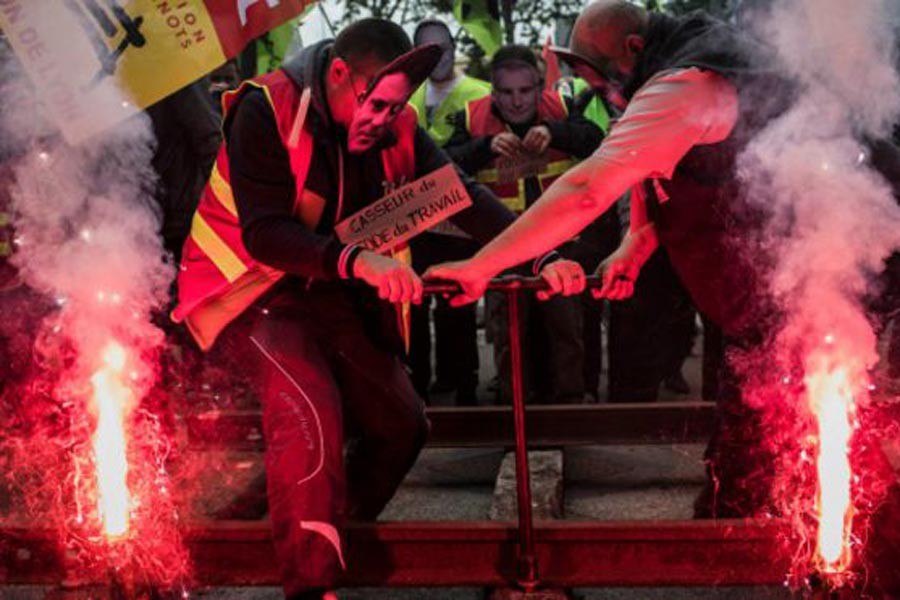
[[444, 109, 495, 175], [226, 89, 345, 279], [543, 97, 604, 159], [413, 127, 516, 245]]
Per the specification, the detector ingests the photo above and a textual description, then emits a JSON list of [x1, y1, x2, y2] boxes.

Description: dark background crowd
[[5, 2, 900, 598], [2, 4, 900, 408]]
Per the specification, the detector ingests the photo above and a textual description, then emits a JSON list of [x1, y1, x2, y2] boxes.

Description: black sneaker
[[663, 371, 691, 395], [455, 385, 478, 406]]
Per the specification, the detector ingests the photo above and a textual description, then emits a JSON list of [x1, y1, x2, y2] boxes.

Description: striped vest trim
[[465, 90, 579, 213], [173, 70, 417, 350]]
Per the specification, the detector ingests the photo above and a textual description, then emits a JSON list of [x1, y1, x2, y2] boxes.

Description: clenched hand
[[592, 251, 640, 300], [522, 125, 551, 155], [491, 132, 525, 158], [536, 258, 586, 300], [423, 260, 490, 307], [354, 250, 423, 304]]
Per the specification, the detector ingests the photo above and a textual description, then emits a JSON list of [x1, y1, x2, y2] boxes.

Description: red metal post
[[506, 280, 539, 592]]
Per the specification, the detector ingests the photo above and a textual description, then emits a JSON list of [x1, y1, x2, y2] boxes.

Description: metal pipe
[[507, 284, 539, 592], [421, 273, 599, 593], [423, 274, 603, 295]]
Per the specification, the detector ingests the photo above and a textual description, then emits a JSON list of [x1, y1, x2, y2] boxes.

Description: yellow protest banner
[[0, 0, 313, 143]]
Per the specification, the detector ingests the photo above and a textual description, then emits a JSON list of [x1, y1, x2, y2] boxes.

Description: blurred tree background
[[332, 0, 744, 76], [648, 0, 736, 17]]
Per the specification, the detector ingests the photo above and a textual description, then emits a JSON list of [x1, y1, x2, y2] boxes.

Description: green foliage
[[334, 0, 582, 76], [649, 0, 737, 18], [332, 0, 737, 72], [336, 0, 446, 32], [505, 0, 584, 46]]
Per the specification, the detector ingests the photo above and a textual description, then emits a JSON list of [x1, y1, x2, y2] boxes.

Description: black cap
[[366, 43, 444, 96], [549, 45, 605, 77]]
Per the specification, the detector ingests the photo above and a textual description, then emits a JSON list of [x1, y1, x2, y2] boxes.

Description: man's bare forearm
[[465, 156, 641, 279], [618, 222, 659, 268]]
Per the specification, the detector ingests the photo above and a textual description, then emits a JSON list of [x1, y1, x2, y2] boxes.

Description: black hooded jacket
[[627, 12, 791, 337], [225, 40, 517, 281]]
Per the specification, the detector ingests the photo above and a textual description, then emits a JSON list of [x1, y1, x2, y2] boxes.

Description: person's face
[[571, 59, 628, 110], [491, 65, 541, 125], [417, 25, 455, 82], [570, 22, 643, 90], [346, 71, 412, 153]]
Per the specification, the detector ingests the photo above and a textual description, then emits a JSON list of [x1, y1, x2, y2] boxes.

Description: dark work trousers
[[663, 305, 698, 379], [218, 282, 429, 596], [888, 326, 900, 379], [581, 297, 604, 400], [409, 232, 481, 403], [692, 337, 777, 518], [488, 285, 585, 404], [864, 482, 900, 596], [700, 315, 725, 401], [607, 249, 696, 402], [693, 314, 788, 520], [878, 253, 900, 378], [568, 213, 621, 400]]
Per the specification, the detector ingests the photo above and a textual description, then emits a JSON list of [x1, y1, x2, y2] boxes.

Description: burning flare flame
[[806, 361, 855, 572], [89, 342, 132, 539]]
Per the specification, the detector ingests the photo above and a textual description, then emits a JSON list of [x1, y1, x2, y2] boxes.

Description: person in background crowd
[[429, 0, 791, 518], [554, 43, 701, 403], [429, 12, 900, 596], [551, 46, 622, 401], [445, 44, 603, 404], [145, 78, 221, 264], [409, 20, 491, 147], [407, 19, 492, 404], [172, 19, 583, 599]]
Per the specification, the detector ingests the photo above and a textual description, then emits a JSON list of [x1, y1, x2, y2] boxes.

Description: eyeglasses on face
[[349, 72, 408, 118]]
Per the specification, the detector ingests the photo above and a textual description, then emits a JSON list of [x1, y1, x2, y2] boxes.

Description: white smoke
[[741, 0, 900, 374], [0, 50, 172, 381], [0, 30, 188, 587], [736, 0, 900, 584], [757, 0, 899, 136]]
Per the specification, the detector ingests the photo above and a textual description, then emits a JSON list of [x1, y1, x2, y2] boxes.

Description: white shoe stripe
[[299, 520, 347, 570]]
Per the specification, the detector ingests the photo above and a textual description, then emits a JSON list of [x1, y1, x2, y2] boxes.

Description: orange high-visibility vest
[[173, 69, 416, 350], [465, 90, 577, 213]]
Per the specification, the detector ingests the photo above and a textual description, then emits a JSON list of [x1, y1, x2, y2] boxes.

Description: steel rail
[[0, 519, 792, 588]]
